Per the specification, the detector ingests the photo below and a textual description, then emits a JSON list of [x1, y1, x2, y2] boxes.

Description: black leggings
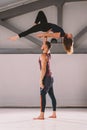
[[40, 77, 56, 112], [35, 11, 48, 24], [19, 11, 51, 37]]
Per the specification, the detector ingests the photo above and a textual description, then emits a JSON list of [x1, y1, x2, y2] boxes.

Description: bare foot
[[33, 116, 44, 120], [33, 112, 44, 120], [49, 115, 57, 118]]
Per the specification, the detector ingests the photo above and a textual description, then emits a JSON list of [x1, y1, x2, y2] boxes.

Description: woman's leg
[[19, 24, 44, 37], [35, 11, 48, 24], [19, 22, 51, 38], [18, 11, 50, 38]]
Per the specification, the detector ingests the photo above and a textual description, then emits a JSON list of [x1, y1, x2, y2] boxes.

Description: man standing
[[34, 41, 57, 120]]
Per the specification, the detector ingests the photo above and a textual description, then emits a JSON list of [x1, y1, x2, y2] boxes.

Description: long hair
[[63, 35, 73, 53]]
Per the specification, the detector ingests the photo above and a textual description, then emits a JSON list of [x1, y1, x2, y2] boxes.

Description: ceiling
[[0, 0, 87, 54], [0, 0, 38, 11]]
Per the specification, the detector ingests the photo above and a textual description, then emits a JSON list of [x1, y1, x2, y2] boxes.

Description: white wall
[[0, 54, 87, 107]]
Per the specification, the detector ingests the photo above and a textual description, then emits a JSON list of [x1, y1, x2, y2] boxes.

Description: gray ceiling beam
[[56, 5, 63, 27], [74, 48, 87, 54], [0, 0, 85, 20], [65, 0, 87, 2], [0, 20, 42, 47], [51, 45, 87, 54], [55, 0, 65, 6], [74, 26, 87, 48], [54, 2, 63, 46], [0, 48, 41, 54], [0, 0, 58, 20], [0, 45, 65, 54], [55, 0, 87, 5], [0, 44, 86, 54]]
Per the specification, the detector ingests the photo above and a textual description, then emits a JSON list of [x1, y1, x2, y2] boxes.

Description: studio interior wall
[[0, 54, 87, 107]]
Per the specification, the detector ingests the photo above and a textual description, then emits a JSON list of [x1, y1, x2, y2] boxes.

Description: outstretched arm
[[36, 32, 60, 38]]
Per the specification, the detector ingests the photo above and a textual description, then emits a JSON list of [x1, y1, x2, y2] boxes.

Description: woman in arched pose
[[9, 11, 73, 54]]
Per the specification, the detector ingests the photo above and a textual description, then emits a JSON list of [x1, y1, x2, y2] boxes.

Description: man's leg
[[48, 87, 57, 118], [33, 89, 46, 120]]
